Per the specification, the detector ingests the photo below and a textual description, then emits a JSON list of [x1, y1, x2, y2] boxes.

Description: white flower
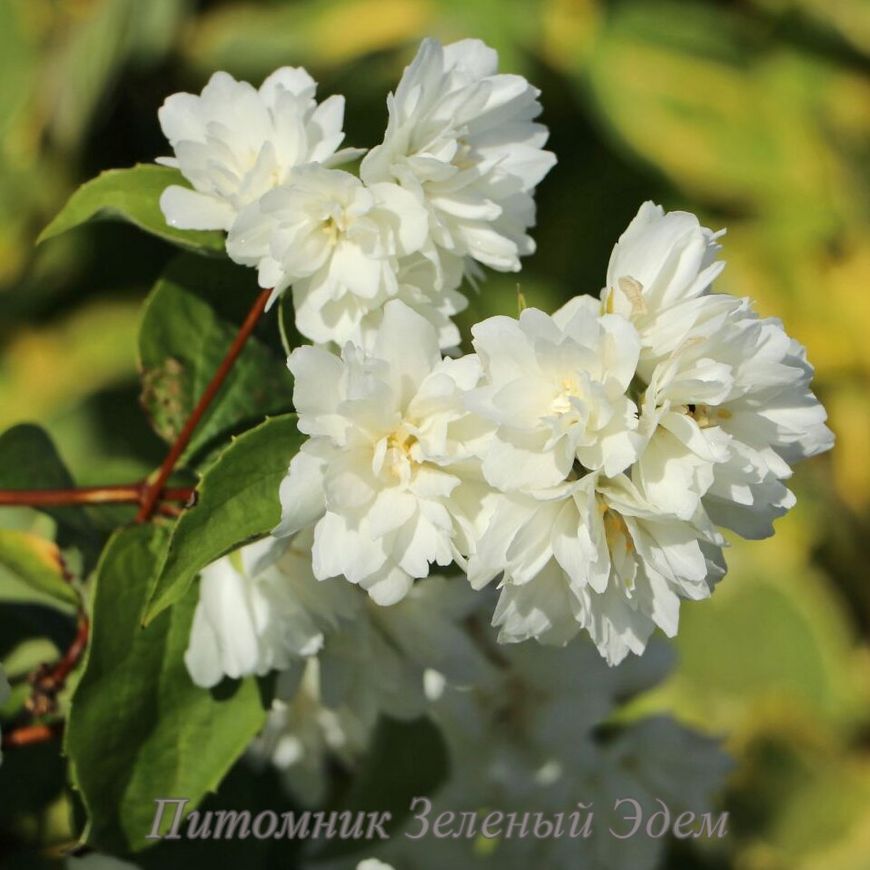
[[470, 472, 725, 666], [249, 573, 494, 805], [463, 202, 832, 664], [354, 253, 469, 351], [0, 665, 9, 766], [468, 298, 643, 491], [607, 202, 833, 538], [371, 631, 730, 870], [184, 532, 357, 688], [158, 68, 358, 231], [638, 300, 833, 539], [226, 165, 429, 341], [320, 574, 496, 726], [274, 299, 491, 605], [248, 660, 371, 806], [601, 200, 733, 372], [361, 37, 555, 277]]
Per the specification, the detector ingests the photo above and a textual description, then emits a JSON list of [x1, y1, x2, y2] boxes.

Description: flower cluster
[[185, 533, 495, 802], [164, 39, 831, 672], [159, 38, 554, 349], [270, 203, 832, 665], [187, 555, 731, 870], [366, 632, 732, 870]]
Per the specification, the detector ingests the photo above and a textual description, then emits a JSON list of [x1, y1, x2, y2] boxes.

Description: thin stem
[[3, 551, 89, 751], [0, 484, 193, 507], [42, 614, 89, 690], [1, 722, 63, 749], [135, 287, 272, 523]]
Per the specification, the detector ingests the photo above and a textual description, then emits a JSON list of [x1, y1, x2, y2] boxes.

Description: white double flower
[[164, 45, 831, 670]]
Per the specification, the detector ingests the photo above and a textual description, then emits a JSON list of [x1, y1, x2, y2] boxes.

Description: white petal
[[274, 448, 327, 538], [159, 186, 235, 231]]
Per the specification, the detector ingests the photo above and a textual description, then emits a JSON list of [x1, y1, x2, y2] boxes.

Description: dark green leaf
[[65, 523, 268, 853], [0, 425, 100, 563], [37, 165, 226, 255], [144, 414, 303, 624], [138, 255, 292, 462]]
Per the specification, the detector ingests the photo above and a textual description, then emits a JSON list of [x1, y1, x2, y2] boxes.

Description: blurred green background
[[0, 0, 868, 867]]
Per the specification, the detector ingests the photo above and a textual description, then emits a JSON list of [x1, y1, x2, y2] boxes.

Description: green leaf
[[139, 255, 292, 462], [65, 523, 268, 853], [317, 715, 449, 860], [144, 414, 303, 624], [0, 529, 78, 606], [37, 164, 226, 255]]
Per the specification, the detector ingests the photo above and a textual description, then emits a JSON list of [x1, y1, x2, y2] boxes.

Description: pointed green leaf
[[144, 414, 303, 624], [65, 523, 268, 853], [38, 164, 226, 255], [139, 255, 292, 463]]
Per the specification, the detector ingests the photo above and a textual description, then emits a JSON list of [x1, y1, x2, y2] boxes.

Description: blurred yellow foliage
[[0, 0, 868, 865], [0, 300, 140, 430]]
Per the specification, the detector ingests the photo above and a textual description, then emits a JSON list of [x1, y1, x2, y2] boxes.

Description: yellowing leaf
[[0, 528, 78, 606]]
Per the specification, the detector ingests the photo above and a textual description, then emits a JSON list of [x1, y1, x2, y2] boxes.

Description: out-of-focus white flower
[[468, 298, 643, 491], [320, 574, 496, 726], [158, 68, 358, 231], [361, 38, 555, 278], [249, 573, 494, 805], [274, 300, 492, 605], [367, 631, 730, 870], [469, 472, 724, 666], [184, 532, 357, 688], [226, 165, 429, 339], [356, 861, 395, 870], [248, 660, 371, 806], [0, 665, 9, 766]]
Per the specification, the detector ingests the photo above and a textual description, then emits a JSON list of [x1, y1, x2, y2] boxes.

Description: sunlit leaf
[[38, 164, 225, 255], [144, 414, 303, 624], [0, 529, 77, 606], [66, 523, 267, 853]]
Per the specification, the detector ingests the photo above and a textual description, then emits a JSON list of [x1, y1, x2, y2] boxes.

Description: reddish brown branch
[[47, 614, 89, 689], [135, 287, 272, 523], [0, 484, 193, 507], [1, 721, 63, 749], [24, 613, 90, 719], [1, 290, 273, 754], [3, 616, 86, 751], [0, 286, 271, 519]]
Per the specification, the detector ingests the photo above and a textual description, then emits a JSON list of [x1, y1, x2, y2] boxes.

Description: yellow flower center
[[686, 403, 732, 428], [551, 376, 582, 415]]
